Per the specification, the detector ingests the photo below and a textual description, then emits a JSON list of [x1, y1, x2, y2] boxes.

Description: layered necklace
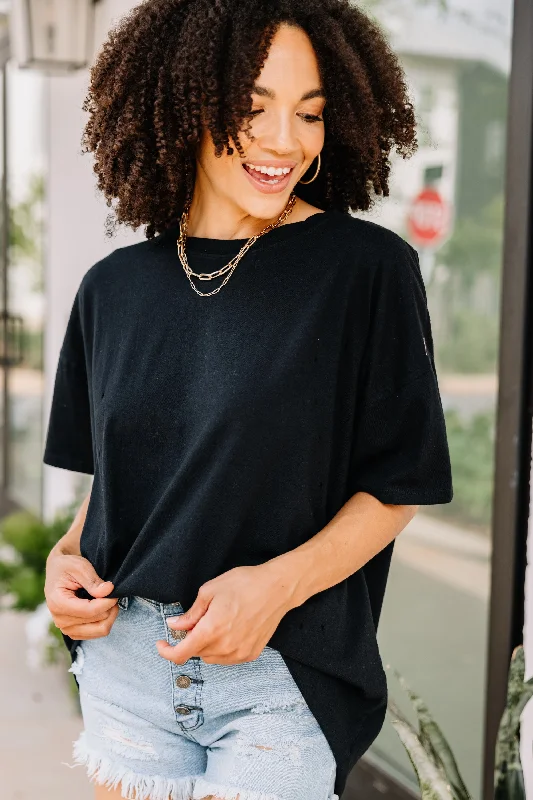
[[176, 192, 297, 297]]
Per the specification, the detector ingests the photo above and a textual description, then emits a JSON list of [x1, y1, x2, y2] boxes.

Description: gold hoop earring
[[299, 152, 321, 185]]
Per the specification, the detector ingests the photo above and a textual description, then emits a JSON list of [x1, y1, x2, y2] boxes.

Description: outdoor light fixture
[[9, 0, 101, 73]]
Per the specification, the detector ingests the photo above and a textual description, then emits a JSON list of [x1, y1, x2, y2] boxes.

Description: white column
[[42, 0, 143, 522]]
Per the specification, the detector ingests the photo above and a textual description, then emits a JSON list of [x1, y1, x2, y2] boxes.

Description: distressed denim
[[68, 595, 338, 800]]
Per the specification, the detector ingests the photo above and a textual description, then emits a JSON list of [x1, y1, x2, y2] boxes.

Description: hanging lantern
[[9, 0, 101, 73]]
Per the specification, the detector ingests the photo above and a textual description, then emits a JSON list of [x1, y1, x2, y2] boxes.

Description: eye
[[298, 113, 324, 124], [248, 109, 264, 117]]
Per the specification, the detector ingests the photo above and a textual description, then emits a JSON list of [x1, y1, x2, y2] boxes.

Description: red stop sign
[[407, 188, 450, 246]]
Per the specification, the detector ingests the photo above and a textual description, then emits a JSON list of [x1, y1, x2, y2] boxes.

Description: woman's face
[[195, 24, 326, 221]]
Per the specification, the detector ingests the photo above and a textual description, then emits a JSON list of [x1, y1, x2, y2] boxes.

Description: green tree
[[434, 195, 503, 373], [9, 171, 45, 293]]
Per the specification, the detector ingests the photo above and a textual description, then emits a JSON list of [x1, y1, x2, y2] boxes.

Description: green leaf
[[388, 700, 455, 800], [394, 671, 471, 800], [494, 646, 532, 797], [0, 509, 75, 611], [9, 567, 45, 610], [495, 762, 526, 800]]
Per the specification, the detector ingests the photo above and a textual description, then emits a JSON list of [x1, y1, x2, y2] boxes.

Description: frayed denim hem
[[68, 731, 196, 800], [191, 777, 340, 800], [192, 777, 280, 800]]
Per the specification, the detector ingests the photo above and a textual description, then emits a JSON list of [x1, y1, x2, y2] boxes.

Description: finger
[[49, 588, 118, 619], [167, 590, 211, 631], [61, 605, 120, 639], [65, 561, 114, 598], [155, 627, 211, 664], [52, 606, 118, 628], [55, 556, 114, 598]]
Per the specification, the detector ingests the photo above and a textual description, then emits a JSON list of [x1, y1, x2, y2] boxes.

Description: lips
[[242, 161, 296, 194]]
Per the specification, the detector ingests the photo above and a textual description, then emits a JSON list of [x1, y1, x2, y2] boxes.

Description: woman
[[43, 2, 453, 799]]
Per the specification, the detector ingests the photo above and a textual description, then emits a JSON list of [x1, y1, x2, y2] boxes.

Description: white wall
[[42, 0, 143, 521]]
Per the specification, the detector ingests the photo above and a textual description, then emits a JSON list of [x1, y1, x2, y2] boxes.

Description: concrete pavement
[[0, 610, 92, 800]]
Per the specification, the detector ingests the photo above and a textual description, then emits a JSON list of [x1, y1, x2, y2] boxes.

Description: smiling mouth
[[242, 163, 294, 185]]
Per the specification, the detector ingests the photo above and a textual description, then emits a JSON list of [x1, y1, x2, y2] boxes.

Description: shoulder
[[323, 211, 421, 292], [325, 210, 416, 261], [78, 235, 165, 301]]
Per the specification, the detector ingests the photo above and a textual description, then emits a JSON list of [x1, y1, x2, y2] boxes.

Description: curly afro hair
[[82, 0, 418, 239]]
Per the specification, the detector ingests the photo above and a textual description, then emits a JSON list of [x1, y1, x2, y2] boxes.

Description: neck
[[186, 183, 295, 240]]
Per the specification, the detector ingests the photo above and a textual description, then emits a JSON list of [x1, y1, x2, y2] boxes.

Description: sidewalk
[[0, 610, 91, 800]]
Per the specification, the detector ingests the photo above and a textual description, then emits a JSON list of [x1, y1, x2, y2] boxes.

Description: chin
[[237, 190, 294, 221]]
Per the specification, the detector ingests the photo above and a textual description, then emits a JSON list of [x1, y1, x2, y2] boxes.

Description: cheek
[[301, 124, 325, 158], [200, 150, 240, 186], [197, 127, 240, 184]]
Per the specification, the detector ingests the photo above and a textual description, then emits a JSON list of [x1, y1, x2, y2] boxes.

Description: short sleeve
[[43, 287, 94, 475], [348, 241, 453, 505]]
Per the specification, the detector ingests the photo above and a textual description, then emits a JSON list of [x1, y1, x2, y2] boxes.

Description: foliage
[[436, 310, 499, 374], [432, 195, 503, 375], [430, 408, 495, 529], [494, 646, 533, 800], [9, 172, 45, 293], [388, 645, 532, 800], [0, 502, 81, 683], [0, 504, 77, 611], [437, 196, 504, 292], [388, 671, 471, 800], [18, 328, 44, 372]]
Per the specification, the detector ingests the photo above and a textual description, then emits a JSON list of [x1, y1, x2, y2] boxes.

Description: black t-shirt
[[43, 209, 453, 797]]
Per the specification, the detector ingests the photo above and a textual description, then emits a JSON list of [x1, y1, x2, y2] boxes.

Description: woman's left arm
[[157, 491, 418, 666], [264, 491, 418, 607]]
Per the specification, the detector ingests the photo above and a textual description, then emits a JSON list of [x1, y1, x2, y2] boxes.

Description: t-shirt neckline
[[161, 209, 335, 256]]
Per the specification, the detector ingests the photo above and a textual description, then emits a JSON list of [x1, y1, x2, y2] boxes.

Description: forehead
[[257, 24, 322, 89]]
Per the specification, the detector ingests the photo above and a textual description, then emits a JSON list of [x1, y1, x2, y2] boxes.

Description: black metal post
[[481, 0, 533, 797]]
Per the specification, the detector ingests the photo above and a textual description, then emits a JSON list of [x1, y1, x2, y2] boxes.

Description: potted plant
[[388, 645, 533, 799]]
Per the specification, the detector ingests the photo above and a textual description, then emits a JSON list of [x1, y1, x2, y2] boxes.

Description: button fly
[[176, 675, 192, 689], [170, 628, 187, 641], [175, 705, 191, 715]]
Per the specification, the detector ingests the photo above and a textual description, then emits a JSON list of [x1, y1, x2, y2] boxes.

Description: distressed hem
[[192, 777, 280, 800], [69, 731, 196, 800]]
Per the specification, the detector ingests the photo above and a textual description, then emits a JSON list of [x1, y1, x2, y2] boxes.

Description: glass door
[[354, 1, 514, 797], [0, 36, 46, 518], [0, 18, 10, 515]]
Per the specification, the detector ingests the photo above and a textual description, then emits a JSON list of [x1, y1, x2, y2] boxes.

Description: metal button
[[176, 675, 192, 689], [170, 628, 187, 641], [175, 705, 191, 715]]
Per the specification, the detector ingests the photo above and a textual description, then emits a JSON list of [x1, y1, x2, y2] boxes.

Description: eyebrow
[[252, 84, 326, 101]]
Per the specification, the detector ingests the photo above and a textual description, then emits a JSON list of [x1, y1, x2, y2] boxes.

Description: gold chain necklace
[[176, 192, 297, 297]]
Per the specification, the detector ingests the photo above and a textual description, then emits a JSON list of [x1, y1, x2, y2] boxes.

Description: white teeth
[[246, 164, 292, 176]]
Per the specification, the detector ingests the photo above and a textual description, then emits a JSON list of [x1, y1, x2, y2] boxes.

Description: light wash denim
[[68, 595, 338, 800]]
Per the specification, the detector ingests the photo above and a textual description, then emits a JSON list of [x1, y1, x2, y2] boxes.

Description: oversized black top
[[43, 209, 453, 797]]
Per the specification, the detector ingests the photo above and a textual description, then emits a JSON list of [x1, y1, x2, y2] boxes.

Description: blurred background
[[0, 1, 531, 799]]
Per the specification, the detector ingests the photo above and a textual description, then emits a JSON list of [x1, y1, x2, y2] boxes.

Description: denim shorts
[[68, 595, 339, 800]]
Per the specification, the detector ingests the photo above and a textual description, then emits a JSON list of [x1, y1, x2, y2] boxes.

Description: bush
[[427, 408, 495, 530], [0, 507, 76, 611]]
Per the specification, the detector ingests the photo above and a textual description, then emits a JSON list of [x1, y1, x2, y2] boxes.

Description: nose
[[259, 109, 299, 155]]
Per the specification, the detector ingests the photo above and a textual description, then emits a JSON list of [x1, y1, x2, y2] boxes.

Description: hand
[[45, 551, 118, 640], [156, 564, 294, 665]]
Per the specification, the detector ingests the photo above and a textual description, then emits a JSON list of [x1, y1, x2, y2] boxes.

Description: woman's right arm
[[45, 489, 120, 639]]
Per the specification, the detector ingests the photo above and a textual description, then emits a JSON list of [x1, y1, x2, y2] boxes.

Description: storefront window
[[6, 63, 46, 515], [357, 1, 513, 795]]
